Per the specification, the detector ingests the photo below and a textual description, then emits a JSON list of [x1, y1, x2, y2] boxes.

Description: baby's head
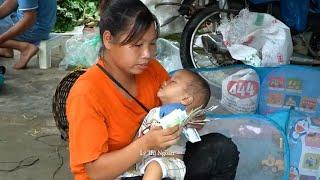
[[157, 69, 211, 111]]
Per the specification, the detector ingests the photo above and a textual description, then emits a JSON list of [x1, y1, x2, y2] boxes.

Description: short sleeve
[[17, 0, 38, 11], [66, 93, 109, 167]]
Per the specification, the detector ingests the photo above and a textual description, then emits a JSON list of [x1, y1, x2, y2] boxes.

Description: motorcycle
[[156, 0, 320, 69]]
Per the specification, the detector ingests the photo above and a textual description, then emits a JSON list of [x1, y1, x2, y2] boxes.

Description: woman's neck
[[101, 56, 137, 96], [102, 55, 134, 82]]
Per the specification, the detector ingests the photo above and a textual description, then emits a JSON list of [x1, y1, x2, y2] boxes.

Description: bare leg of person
[[13, 42, 38, 69], [142, 161, 162, 180], [0, 48, 14, 58], [0, 39, 38, 69]]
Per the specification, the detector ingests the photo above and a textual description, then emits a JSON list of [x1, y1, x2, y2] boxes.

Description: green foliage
[[53, 0, 100, 33]]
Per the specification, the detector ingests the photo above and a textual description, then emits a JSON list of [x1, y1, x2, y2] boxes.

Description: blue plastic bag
[[280, 0, 310, 31], [249, 0, 277, 5]]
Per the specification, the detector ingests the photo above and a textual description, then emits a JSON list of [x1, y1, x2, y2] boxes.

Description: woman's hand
[[141, 125, 181, 151]]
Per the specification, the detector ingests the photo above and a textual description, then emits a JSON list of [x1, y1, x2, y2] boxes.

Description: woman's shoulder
[[69, 65, 103, 96]]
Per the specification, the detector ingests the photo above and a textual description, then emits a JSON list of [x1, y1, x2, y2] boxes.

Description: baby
[[137, 69, 211, 180]]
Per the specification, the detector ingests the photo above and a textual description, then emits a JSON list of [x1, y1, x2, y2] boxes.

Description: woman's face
[[104, 24, 157, 75]]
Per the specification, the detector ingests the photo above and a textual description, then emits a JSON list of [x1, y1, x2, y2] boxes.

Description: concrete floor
[[0, 50, 73, 180]]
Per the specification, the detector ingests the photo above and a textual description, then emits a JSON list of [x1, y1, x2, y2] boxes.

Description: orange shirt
[[66, 59, 169, 180]]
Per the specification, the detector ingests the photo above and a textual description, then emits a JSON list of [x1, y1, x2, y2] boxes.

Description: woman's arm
[[85, 125, 181, 180]]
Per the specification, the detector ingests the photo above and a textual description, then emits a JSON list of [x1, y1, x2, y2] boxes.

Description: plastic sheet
[[199, 114, 289, 180], [156, 38, 183, 72]]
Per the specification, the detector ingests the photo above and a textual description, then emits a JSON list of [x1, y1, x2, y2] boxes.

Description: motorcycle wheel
[[180, 7, 238, 68]]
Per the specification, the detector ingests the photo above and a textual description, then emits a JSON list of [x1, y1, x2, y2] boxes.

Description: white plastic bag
[[59, 28, 101, 69], [221, 68, 260, 114], [218, 9, 293, 67]]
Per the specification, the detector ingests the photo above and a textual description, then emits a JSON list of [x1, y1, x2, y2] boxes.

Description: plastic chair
[[38, 34, 65, 69]]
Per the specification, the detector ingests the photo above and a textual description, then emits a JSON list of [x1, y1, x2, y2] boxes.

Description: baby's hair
[[99, 0, 159, 46], [184, 70, 211, 108]]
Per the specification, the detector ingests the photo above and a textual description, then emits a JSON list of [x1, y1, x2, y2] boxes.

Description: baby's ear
[[102, 30, 113, 49], [181, 95, 193, 106]]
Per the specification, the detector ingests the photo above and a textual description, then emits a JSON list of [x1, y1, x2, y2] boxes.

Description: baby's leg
[[141, 157, 185, 180], [143, 160, 162, 180]]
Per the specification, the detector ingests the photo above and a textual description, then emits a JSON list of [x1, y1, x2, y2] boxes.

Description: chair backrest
[[52, 69, 86, 140]]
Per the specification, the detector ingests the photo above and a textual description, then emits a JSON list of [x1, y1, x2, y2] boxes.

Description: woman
[[66, 0, 239, 179]]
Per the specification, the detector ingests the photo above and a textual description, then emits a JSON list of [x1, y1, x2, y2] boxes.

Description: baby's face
[[157, 70, 192, 104]]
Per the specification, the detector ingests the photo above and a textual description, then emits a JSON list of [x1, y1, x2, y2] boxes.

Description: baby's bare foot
[[13, 43, 38, 69], [0, 48, 14, 58]]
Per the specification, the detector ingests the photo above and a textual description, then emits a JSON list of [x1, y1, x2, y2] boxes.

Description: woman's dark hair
[[99, 0, 159, 46]]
